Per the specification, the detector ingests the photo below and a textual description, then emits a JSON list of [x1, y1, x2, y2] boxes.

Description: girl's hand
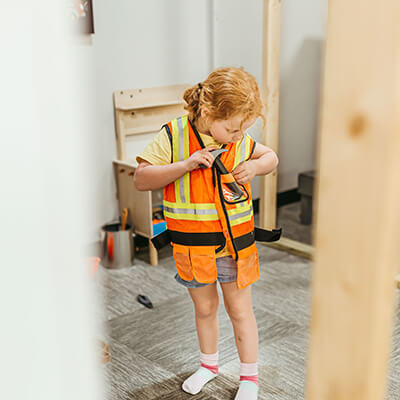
[[232, 160, 257, 184], [184, 147, 218, 171]]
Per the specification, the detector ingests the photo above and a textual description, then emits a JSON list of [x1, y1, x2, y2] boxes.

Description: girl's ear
[[200, 107, 209, 119]]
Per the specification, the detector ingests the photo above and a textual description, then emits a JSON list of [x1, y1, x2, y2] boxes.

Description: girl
[[134, 67, 279, 400]]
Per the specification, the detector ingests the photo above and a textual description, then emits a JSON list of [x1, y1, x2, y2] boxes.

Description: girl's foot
[[182, 351, 219, 395], [234, 380, 259, 399], [234, 362, 259, 399], [182, 366, 218, 394]]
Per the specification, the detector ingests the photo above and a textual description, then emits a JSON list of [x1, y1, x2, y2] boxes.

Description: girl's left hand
[[232, 160, 257, 185]]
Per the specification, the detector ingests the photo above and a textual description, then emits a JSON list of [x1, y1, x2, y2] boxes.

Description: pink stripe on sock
[[201, 363, 218, 375], [240, 375, 259, 385]]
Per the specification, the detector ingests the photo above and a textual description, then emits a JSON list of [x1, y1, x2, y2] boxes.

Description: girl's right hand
[[184, 147, 218, 171]]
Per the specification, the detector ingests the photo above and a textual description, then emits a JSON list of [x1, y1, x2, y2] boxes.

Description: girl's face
[[208, 114, 257, 144]]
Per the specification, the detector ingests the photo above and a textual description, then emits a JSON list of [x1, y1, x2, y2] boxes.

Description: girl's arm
[[249, 142, 279, 175], [232, 142, 279, 185], [134, 147, 218, 191]]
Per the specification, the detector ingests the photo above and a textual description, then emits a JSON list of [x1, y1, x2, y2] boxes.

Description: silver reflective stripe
[[228, 205, 253, 221], [177, 117, 186, 203], [164, 206, 218, 215]]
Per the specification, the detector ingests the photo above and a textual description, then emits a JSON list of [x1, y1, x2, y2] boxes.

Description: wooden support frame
[[260, 0, 315, 260], [260, 0, 280, 231], [306, 1, 400, 399]]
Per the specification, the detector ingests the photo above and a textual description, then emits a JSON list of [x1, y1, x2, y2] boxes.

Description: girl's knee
[[225, 303, 254, 323], [195, 299, 219, 319]]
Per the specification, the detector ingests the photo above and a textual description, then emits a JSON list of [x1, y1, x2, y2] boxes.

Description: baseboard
[[277, 188, 301, 207], [253, 188, 300, 213]]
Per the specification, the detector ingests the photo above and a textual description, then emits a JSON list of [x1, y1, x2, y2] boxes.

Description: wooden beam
[[260, 0, 281, 230], [263, 237, 314, 260], [306, 1, 400, 399]]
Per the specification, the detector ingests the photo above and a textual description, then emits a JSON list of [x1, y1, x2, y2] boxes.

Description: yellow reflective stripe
[[164, 205, 218, 216], [164, 210, 220, 221], [163, 200, 216, 210], [234, 138, 242, 168], [171, 119, 181, 200], [233, 135, 252, 169], [245, 134, 251, 160], [171, 119, 180, 162], [182, 115, 191, 203], [230, 213, 253, 226], [228, 202, 253, 226], [228, 203, 252, 216]]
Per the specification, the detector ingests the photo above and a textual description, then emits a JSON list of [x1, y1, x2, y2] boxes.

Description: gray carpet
[[94, 240, 400, 400]]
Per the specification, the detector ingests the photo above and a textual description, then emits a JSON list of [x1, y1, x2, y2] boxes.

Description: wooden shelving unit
[[112, 84, 190, 265]]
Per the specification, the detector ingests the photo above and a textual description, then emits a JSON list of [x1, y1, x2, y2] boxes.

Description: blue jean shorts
[[175, 255, 237, 288]]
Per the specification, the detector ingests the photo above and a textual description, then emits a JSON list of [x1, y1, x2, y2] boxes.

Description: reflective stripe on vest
[[229, 203, 254, 226], [234, 134, 251, 169], [172, 116, 190, 203]]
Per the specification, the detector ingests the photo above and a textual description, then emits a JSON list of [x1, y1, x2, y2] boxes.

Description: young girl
[[134, 67, 280, 400]]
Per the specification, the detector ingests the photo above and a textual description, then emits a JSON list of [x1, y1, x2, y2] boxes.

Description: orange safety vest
[[151, 115, 281, 289]]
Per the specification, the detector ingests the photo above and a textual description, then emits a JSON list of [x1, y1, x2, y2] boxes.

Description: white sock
[[182, 351, 218, 395], [234, 362, 259, 400], [234, 381, 259, 400]]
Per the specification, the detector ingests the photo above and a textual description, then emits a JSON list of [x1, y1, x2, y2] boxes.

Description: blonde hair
[[183, 67, 264, 127]]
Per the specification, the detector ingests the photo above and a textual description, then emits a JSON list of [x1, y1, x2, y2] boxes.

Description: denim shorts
[[175, 255, 237, 288]]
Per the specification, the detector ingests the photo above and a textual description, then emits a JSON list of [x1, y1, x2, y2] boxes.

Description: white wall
[[213, 0, 264, 198], [279, 0, 328, 190]]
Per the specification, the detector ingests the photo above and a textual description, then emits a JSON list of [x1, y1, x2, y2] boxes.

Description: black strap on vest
[[255, 227, 282, 242], [233, 228, 282, 251], [151, 227, 282, 251], [151, 230, 226, 251], [151, 229, 172, 251]]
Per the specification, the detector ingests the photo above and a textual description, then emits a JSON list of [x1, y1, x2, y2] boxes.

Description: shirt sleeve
[[136, 127, 172, 165]]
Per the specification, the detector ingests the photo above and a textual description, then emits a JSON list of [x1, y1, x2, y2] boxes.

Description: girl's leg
[[188, 282, 220, 353], [220, 282, 259, 399], [182, 282, 220, 394], [220, 282, 258, 362]]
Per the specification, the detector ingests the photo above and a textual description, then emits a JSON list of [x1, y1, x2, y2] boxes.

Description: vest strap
[[151, 227, 282, 252], [151, 230, 226, 251], [151, 229, 171, 251], [255, 227, 282, 242], [233, 227, 282, 252]]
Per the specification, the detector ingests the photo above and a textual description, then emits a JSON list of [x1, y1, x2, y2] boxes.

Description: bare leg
[[188, 282, 219, 353], [182, 283, 220, 394], [220, 282, 258, 363]]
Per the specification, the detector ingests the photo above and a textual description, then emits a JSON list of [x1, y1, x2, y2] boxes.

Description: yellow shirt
[[137, 127, 232, 257]]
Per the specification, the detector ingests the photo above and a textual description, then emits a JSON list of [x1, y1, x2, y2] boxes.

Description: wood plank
[[263, 236, 313, 260], [114, 109, 126, 160], [306, 1, 400, 399], [112, 161, 152, 238], [113, 84, 189, 111], [260, 0, 281, 230], [121, 102, 186, 137]]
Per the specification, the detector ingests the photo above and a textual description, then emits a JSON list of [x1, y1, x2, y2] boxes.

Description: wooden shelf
[[113, 84, 189, 265], [116, 100, 185, 111], [124, 124, 165, 137], [114, 84, 189, 112]]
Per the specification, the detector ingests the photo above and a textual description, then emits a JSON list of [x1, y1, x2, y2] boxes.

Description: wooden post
[[307, 1, 400, 399], [260, 0, 281, 230]]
